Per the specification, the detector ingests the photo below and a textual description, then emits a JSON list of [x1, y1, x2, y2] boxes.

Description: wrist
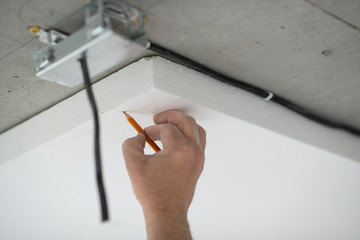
[[143, 208, 188, 222], [143, 209, 191, 240]]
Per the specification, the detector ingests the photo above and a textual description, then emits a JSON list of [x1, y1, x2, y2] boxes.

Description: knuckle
[[176, 143, 205, 172], [183, 115, 197, 127], [178, 144, 194, 156], [173, 111, 195, 123], [177, 143, 202, 159], [185, 115, 196, 124], [163, 123, 179, 136], [189, 116, 197, 124]]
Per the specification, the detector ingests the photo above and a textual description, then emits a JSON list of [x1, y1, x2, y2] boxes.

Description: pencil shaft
[[124, 113, 161, 152]]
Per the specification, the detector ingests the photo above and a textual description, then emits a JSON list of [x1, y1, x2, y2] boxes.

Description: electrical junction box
[[34, 0, 148, 87]]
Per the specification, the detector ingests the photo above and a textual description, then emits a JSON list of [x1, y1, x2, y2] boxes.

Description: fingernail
[[194, 126, 202, 150]]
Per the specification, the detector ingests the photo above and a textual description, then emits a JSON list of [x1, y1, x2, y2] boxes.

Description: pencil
[[123, 111, 161, 152]]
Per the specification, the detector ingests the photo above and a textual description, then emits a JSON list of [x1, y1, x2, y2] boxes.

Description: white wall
[[1, 57, 360, 239]]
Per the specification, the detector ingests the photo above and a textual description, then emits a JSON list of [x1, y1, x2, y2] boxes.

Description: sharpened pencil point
[[122, 111, 125, 114]]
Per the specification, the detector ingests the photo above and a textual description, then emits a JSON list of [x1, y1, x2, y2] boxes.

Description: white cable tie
[[264, 91, 273, 101]]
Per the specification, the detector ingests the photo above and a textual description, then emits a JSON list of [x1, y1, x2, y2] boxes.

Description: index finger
[[153, 111, 200, 144], [144, 123, 187, 149]]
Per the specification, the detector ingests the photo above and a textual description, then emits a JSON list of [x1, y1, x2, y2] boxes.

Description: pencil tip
[[122, 111, 125, 114]]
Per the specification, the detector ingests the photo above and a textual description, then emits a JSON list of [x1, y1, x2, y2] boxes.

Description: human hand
[[122, 110, 206, 239]]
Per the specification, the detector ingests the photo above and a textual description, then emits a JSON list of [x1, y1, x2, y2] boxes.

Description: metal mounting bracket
[[34, 0, 147, 87]]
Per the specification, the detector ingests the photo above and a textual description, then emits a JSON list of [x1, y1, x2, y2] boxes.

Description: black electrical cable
[[148, 42, 269, 99], [271, 95, 360, 135], [79, 52, 109, 222], [147, 41, 360, 137]]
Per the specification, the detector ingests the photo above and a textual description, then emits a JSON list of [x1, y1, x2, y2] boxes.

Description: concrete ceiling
[[1, 0, 360, 135]]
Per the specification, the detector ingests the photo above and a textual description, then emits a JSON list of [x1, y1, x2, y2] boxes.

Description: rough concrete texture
[[144, 0, 360, 131], [0, 0, 360, 135], [0, 0, 85, 133], [0, 0, 152, 133]]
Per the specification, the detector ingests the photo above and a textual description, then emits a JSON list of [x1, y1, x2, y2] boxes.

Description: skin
[[122, 110, 206, 240]]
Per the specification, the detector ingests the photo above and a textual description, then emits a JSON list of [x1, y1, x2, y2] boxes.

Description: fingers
[[144, 123, 186, 149], [122, 134, 147, 167], [153, 111, 201, 144]]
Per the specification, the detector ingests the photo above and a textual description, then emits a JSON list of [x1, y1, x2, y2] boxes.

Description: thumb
[[122, 133, 147, 167]]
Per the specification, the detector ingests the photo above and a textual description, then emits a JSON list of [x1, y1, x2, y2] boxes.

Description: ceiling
[[1, 58, 360, 239], [1, 0, 360, 134]]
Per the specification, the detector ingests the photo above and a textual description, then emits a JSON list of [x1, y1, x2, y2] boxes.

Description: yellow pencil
[[123, 111, 161, 152]]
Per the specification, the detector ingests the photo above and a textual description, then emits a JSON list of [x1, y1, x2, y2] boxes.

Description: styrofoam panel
[[0, 89, 360, 239]]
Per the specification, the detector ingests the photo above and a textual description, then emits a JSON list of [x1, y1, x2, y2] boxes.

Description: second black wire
[[79, 52, 109, 222]]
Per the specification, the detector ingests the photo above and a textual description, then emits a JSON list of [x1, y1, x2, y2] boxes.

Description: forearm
[[143, 210, 192, 240]]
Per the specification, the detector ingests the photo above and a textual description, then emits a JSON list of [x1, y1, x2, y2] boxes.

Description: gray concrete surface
[[307, 0, 360, 29], [0, 0, 360, 135]]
